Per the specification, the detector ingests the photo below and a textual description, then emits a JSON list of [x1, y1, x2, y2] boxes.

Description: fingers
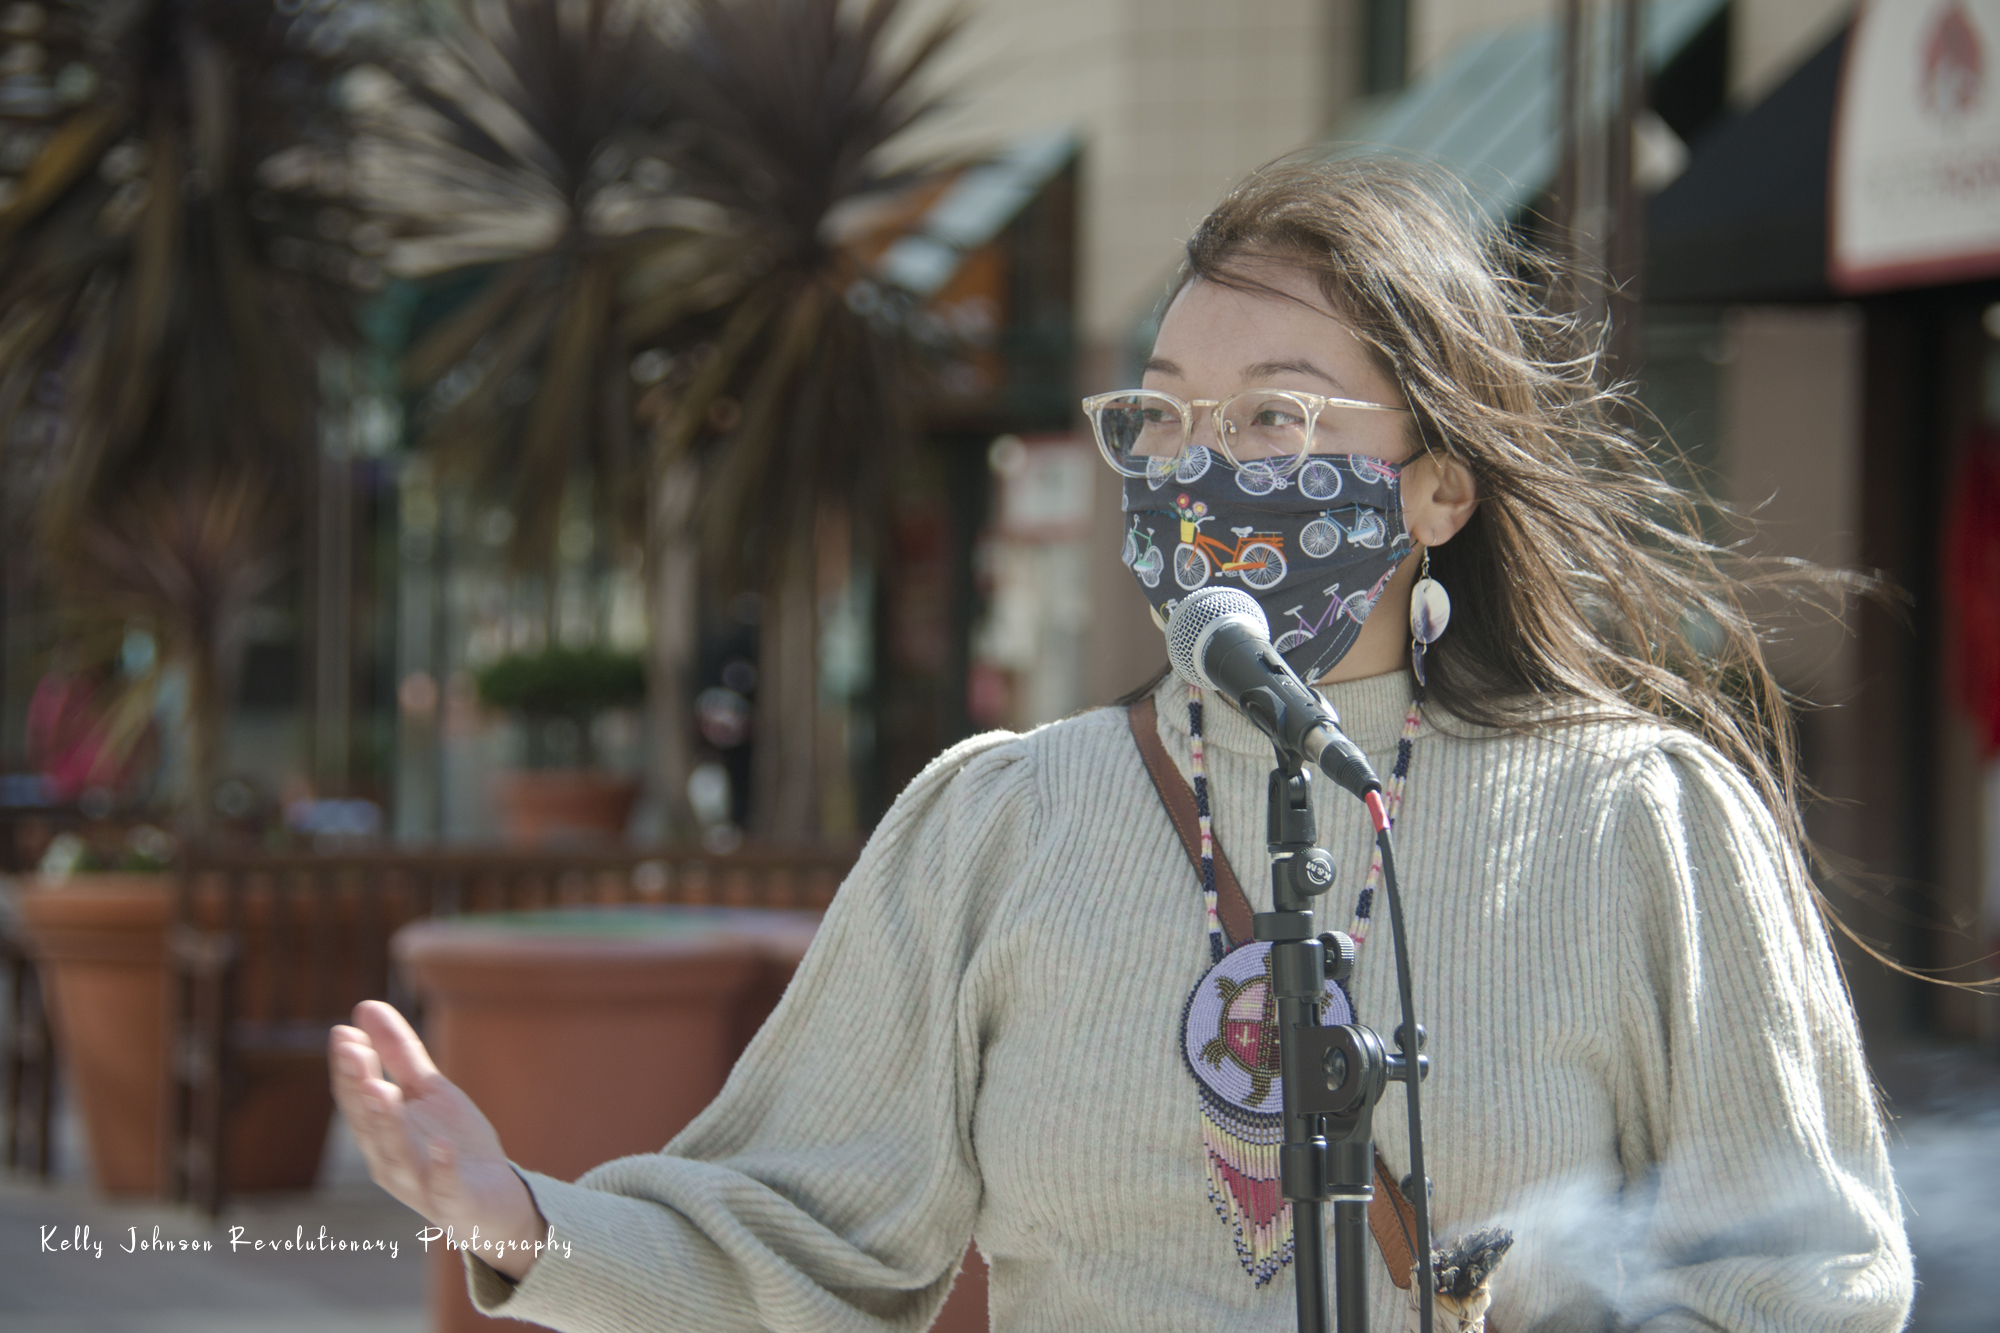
[[329, 1026, 383, 1088], [347, 1075, 434, 1212], [328, 1028, 384, 1126], [329, 1028, 399, 1126], [329, 1018, 434, 1214], [352, 999, 442, 1091]]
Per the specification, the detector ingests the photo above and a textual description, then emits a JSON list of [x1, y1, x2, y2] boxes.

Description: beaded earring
[[1409, 549, 1451, 687]]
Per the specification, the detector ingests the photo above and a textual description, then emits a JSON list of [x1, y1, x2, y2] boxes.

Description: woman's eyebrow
[[1142, 357, 1183, 378], [1244, 358, 1346, 391]]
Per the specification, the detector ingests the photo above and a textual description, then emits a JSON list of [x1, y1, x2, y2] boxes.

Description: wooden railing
[[163, 844, 857, 1212], [1, 927, 54, 1177]]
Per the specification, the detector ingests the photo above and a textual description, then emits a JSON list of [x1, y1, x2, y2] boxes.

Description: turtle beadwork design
[[1199, 947, 1280, 1107]]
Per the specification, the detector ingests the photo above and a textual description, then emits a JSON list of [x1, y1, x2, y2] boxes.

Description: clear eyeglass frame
[[1080, 387, 1412, 479]]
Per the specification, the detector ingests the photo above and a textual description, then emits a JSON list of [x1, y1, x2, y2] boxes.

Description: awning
[[1326, 0, 1726, 227], [840, 127, 1081, 430], [873, 128, 1079, 298], [1646, 29, 1845, 304]]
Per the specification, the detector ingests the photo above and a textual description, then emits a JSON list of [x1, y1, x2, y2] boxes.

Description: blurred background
[[1, 0, 1997, 1330]]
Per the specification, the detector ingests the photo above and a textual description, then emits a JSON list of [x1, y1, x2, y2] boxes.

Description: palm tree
[[645, 0, 964, 840], [0, 0, 378, 541], [337, 0, 961, 840], [326, 0, 726, 567], [0, 0, 382, 828]]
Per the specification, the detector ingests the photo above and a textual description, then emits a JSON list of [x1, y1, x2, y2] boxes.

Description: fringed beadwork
[[1181, 942, 1352, 1286]]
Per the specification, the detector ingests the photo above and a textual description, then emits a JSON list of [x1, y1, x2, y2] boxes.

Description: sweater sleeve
[[1610, 740, 1912, 1332], [463, 731, 1040, 1333]]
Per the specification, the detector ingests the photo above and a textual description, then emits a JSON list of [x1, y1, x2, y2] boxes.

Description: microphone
[[1164, 588, 1382, 800]]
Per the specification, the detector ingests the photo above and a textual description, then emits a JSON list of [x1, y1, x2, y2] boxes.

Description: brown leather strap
[[1369, 1150, 1420, 1290], [1125, 696, 1255, 950]]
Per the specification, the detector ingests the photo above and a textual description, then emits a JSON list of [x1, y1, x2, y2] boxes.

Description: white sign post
[[1831, 0, 2000, 292]]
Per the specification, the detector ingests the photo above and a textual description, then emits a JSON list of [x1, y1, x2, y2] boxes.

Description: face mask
[[1120, 449, 1413, 683]]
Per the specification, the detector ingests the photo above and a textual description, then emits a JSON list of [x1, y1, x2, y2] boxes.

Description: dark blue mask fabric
[[1120, 449, 1413, 683]]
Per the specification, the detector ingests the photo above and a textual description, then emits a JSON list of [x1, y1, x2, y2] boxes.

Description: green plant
[[643, 0, 962, 581], [36, 825, 177, 879], [322, 0, 961, 581], [0, 0, 387, 831], [638, 0, 962, 840], [474, 645, 646, 717], [474, 644, 645, 768]]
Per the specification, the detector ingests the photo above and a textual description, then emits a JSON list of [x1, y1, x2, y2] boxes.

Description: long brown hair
[[1177, 153, 1849, 914]]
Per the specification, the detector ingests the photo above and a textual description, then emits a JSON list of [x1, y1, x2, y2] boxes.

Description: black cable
[[1376, 825, 1433, 1333]]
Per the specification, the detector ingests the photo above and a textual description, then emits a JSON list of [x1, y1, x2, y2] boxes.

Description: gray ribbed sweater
[[471, 671, 1912, 1332]]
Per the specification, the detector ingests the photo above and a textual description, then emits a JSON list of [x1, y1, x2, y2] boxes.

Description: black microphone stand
[[1259, 748, 1428, 1333]]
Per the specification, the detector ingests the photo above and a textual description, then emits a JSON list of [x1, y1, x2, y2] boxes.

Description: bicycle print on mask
[[1121, 452, 1412, 683]]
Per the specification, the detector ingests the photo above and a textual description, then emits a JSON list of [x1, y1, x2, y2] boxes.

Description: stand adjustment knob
[[1385, 1050, 1429, 1085], [1282, 848, 1338, 897], [1386, 1022, 1429, 1085], [1318, 931, 1356, 983]]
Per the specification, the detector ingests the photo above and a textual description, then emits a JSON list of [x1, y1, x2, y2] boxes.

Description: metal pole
[[314, 352, 354, 794], [1608, 0, 1646, 382], [1556, 0, 1584, 285], [1332, 1198, 1370, 1330]]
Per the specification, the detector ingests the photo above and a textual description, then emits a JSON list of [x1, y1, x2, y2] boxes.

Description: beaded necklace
[[1177, 679, 1423, 1283], [1188, 692, 1226, 964], [1184, 681, 1424, 958]]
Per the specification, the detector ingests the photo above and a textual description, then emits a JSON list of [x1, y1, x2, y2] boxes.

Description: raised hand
[[329, 1000, 550, 1281]]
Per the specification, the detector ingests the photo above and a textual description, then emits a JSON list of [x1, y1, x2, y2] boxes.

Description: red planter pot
[[491, 770, 641, 846]]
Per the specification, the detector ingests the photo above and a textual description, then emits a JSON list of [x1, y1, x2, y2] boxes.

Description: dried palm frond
[[326, 0, 732, 566], [647, 0, 963, 589], [333, 0, 962, 581], [56, 474, 283, 833], [0, 0, 384, 548]]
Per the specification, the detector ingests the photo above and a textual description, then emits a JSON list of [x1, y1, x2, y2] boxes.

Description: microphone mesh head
[[1164, 588, 1269, 690]]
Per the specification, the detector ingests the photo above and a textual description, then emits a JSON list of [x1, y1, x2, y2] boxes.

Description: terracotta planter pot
[[492, 770, 640, 846], [396, 906, 993, 1333], [396, 907, 820, 1332], [16, 873, 334, 1197]]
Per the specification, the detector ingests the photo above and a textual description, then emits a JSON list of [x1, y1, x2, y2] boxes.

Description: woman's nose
[[1190, 401, 1226, 445]]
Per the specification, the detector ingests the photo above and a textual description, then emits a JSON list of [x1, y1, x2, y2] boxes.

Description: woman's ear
[[1402, 454, 1477, 548]]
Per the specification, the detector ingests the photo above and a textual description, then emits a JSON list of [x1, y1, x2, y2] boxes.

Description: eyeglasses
[[1081, 387, 1412, 484]]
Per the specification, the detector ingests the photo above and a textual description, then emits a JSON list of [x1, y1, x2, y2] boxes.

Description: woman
[[330, 156, 1913, 1331]]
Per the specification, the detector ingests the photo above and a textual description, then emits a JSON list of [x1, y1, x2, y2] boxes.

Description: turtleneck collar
[[1153, 668, 1428, 757]]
